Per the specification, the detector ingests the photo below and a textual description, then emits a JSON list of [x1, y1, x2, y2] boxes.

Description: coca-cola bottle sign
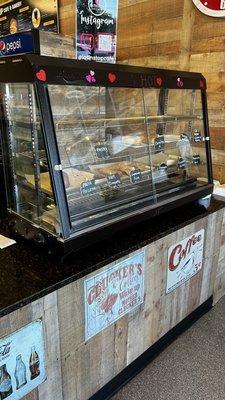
[[192, 0, 225, 17]]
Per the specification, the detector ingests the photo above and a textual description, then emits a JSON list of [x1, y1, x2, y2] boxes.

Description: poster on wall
[[84, 251, 145, 341], [0, 320, 46, 399], [192, 0, 225, 17], [76, 0, 118, 63], [166, 229, 205, 294], [0, 0, 58, 37]]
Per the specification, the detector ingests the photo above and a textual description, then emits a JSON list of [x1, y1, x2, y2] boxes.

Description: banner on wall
[[0, 0, 58, 37], [76, 0, 118, 63], [192, 0, 225, 17], [0, 320, 46, 399], [166, 229, 205, 294], [84, 251, 145, 341]]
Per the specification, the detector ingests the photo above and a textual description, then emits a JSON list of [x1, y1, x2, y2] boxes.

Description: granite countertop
[[0, 196, 224, 318]]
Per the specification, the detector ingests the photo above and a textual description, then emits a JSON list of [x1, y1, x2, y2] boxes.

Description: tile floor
[[112, 296, 225, 400]]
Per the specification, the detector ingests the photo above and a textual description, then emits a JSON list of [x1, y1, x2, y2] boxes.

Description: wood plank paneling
[[1, 208, 224, 400]]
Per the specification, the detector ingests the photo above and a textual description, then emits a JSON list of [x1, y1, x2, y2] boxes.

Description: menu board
[[76, 0, 118, 63], [0, 0, 58, 36], [0, 320, 46, 399]]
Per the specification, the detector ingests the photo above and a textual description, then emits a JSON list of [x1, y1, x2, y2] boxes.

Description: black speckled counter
[[0, 196, 224, 318]]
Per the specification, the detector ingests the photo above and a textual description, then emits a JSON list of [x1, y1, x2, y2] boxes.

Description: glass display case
[[0, 54, 213, 251]]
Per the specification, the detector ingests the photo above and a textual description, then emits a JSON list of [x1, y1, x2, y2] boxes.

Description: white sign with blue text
[[84, 251, 145, 341], [0, 320, 46, 399]]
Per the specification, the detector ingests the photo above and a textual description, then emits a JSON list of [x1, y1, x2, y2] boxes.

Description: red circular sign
[[0, 41, 5, 51], [192, 0, 225, 16]]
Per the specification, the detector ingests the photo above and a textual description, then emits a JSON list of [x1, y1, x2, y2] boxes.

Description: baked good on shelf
[[25, 172, 52, 194], [63, 168, 94, 189], [26, 169, 94, 192], [90, 161, 149, 179]]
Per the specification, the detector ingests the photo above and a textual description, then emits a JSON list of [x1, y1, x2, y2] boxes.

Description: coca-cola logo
[[169, 234, 202, 272], [0, 41, 5, 52], [192, 0, 225, 16], [0, 342, 11, 358]]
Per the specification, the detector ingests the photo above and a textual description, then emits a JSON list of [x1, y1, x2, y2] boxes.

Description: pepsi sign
[[0, 32, 35, 57]]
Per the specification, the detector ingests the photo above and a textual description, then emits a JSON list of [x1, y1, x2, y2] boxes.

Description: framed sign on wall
[[0, 0, 59, 36], [0, 320, 46, 399], [76, 0, 118, 63], [166, 229, 205, 293], [192, 0, 225, 17]]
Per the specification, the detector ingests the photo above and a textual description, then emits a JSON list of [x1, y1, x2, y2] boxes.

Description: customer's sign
[[84, 251, 145, 341], [166, 229, 205, 293], [192, 0, 225, 17]]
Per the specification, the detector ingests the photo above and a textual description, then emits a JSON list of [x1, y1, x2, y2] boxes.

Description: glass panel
[[1, 83, 60, 235], [143, 88, 209, 200], [48, 85, 155, 232]]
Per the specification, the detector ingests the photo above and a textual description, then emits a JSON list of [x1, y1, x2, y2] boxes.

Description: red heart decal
[[108, 73, 116, 83], [200, 80, 205, 89], [155, 77, 163, 86], [36, 69, 47, 82]]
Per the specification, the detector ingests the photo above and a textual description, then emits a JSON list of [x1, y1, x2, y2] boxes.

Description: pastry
[[25, 172, 52, 194], [63, 168, 94, 189], [90, 161, 149, 179]]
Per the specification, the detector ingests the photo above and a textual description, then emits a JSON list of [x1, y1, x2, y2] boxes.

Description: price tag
[[81, 179, 97, 196], [178, 158, 186, 169], [193, 154, 201, 165], [158, 163, 168, 172], [130, 169, 142, 183], [107, 174, 122, 187], [154, 135, 165, 151], [193, 131, 202, 143], [180, 133, 190, 141], [95, 144, 110, 159]]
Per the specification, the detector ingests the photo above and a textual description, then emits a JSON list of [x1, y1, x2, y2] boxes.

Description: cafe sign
[[166, 229, 205, 293], [192, 0, 225, 17], [84, 251, 145, 341]]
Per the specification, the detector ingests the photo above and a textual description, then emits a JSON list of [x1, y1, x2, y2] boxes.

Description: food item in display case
[[41, 208, 60, 233], [65, 138, 96, 165], [63, 168, 94, 189], [89, 160, 150, 179], [25, 172, 53, 194]]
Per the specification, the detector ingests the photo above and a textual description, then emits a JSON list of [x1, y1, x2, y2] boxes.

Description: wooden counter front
[[1, 203, 225, 400]]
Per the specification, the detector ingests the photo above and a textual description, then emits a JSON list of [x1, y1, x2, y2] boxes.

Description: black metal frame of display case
[[0, 55, 214, 253]]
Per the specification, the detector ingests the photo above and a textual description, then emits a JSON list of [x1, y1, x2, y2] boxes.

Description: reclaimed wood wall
[[0, 208, 224, 400], [214, 206, 225, 304]]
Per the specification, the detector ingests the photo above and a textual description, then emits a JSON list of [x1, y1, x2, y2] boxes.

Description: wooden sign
[[0, 320, 46, 399], [84, 251, 145, 341], [192, 0, 225, 17], [166, 229, 205, 293]]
